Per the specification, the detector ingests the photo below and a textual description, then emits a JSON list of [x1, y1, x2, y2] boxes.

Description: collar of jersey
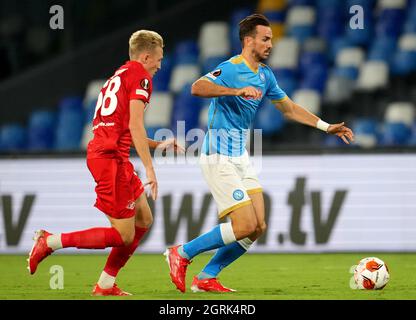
[[240, 55, 260, 74], [126, 60, 151, 78]]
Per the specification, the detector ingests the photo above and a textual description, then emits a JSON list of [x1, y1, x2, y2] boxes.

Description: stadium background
[[0, 0, 416, 300]]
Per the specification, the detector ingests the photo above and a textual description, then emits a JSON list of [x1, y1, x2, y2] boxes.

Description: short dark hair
[[239, 14, 270, 46]]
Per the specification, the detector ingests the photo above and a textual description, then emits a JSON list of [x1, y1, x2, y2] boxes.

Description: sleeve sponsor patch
[[205, 73, 216, 80], [211, 69, 222, 77], [206, 69, 222, 80], [205, 69, 221, 80]]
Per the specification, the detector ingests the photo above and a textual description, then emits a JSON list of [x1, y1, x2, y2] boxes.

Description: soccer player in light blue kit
[[165, 14, 354, 293]]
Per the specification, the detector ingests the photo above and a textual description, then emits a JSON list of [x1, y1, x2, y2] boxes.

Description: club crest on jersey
[[141, 78, 150, 90], [259, 72, 266, 82], [126, 200, 136, 210], [232, 189, 244, 201]]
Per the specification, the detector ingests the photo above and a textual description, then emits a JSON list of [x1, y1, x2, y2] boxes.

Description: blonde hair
[[129, 30, 164, 59]]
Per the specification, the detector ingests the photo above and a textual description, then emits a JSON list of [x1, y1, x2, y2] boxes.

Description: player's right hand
[[144, 167, 158, 201], [236, 86, 262, 100]]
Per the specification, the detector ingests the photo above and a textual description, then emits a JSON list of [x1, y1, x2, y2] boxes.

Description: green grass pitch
[[1, 253, 415, 300]]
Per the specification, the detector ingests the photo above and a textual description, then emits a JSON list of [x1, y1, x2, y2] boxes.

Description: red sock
[[61, 227, 124, 249], [103, 227, 148, 277]]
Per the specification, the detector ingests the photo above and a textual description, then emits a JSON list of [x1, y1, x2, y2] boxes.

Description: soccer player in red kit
[[28, 30, 182, 296]]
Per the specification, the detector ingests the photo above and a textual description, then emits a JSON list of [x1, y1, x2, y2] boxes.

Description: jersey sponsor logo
[[141, 78, 150, 90], [232, 189, 244, 201], [92, 122, 115, 131], [259, 72, 266, 82]]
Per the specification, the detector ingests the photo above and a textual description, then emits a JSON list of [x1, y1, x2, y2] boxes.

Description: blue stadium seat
[[289, 0, 315, 5], [174, 40, 199, 65], [263, 10, 286, 23], [379, 122, 412, 146], [300, 65, 328, 93], [171, 84, 202, 136], [230, 8, 253, 55], [409, 122, 416, 146], [368, 37, 397, 63], [273, 68, 298, 97], [404, 2, 416, 33], [352, 118, 378, 148], [390, 50, 416, 75], [298, 51, 327, 78], [273, 67, 297, 79], [288, 25, 315, 43], [0, 124, 27, 151], [317, 0, 342, 7], [28, 110, 56, 151], [58, 96, 83, 112], [230, 7, 253, 25], [253, 100, 285, 136], [317, 20, 345, 42], [405, 5, 416, 33], [153, 54, 172, 92], [85, 99, 97, 124], [316, 3, 345, 41], [353, 118, 378, 135], [55, 97, 85, 151], [230, 25, 242, 56], [345, 0, 375, 11], [323, 134, 346, 147], [202, 56, 228, 75], [376, 9, 406, 38], [329, 37, 353, 62], [146, 127, 161, 140], [334, 66, 359, 80], [404, 19, 416, 33], [277, 76, 298, 97]]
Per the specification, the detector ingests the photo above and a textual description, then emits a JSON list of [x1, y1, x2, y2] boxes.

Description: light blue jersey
[[201, 55, 287, 156]]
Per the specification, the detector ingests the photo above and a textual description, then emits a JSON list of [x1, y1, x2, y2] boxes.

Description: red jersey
[[87, 61, 152, 161]]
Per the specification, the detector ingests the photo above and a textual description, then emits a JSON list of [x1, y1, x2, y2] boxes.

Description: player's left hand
[[327, 122, 355, 144], [157, 138, 185, 154]]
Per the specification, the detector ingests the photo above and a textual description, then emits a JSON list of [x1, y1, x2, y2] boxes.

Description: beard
[[253, 49, 270, 62]]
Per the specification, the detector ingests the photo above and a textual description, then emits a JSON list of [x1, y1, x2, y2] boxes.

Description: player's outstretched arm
[[274, 97, 354, 144], [129, 99, 158, 200], [146, 138, 185, 153], [191, 78, 261, 99]]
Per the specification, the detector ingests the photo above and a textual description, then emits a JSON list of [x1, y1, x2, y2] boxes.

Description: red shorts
[[87, 158, 144, 219]]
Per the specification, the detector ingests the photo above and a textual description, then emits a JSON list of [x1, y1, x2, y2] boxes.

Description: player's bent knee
[[120, 232, 135, 246], [233, 220, 257, 239], [136, 214, 153, 228]]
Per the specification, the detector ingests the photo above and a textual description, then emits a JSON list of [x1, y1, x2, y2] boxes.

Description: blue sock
[[199, 241, 247, 279], [179, 225, 226, 260]]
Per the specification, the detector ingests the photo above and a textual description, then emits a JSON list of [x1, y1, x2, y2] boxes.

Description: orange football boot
[[191, 276, 236, 293], [164, 245, 191, 293], [27, 230, 53, 275], [92, 283, 132, 296]]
